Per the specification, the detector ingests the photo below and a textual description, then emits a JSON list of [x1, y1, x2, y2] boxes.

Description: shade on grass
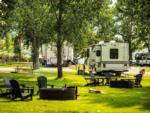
[[0, 70, 150, 113]]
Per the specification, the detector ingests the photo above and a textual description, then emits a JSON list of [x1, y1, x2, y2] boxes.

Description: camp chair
[[9, 79, 33, 101], [134, 74, 143, 87], [3, 76, 25, 88], [0, 76, 12, 98], [3, 76, 11, 87], [37, 76, 54, 94], [37, 76, 48, 94], [37, 76, 47, 89]]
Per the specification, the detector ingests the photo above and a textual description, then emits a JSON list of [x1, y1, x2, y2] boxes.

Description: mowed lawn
[[0, 69, 150, 113]]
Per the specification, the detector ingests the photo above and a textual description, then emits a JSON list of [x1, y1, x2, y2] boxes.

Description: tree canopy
[[115, 0, 150, 60], [0, 0, 150, 78]]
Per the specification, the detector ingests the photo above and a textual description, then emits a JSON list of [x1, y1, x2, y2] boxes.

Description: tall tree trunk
[[128, 37, 132, 60], [128, 16, 133, 61], [18, 35, 22, 62], [145, 41, 150, 52], [32, 37, 40, 69], [147, 46, 150, 53], [57, 39, 63, 78], [56, 0, 64, 78], [148, 48, 150, 53]]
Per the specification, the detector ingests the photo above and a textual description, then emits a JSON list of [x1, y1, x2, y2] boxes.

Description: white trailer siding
[[40, 43, 74, 65], [101, 43, 128, 61], [100, 43, 129, 72], [87, 42, 129, 73]]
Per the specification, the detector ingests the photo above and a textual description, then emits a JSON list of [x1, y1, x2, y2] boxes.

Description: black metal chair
[[37, 76, 50, 94], [9, 79, 34, 101]]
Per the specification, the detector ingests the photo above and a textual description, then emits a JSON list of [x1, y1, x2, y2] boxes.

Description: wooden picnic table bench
[[15, 65, 33, 73]]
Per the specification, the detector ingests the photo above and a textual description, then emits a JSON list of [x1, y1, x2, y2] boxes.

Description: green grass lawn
[[0, 70, 150, 113], [0, 62, 33, 68]]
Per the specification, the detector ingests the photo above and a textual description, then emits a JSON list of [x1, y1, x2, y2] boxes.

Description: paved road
[[0, 67, 149, 75], [0, 67, 77, 73], [124, 67, 150, 75], [0, 68, 15, 73], [40, 67, 76, 72]]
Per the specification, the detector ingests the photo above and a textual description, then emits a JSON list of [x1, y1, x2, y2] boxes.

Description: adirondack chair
[[3, 76, 25, 88], [0, 76, 12, 98], [37, 76, 49, 94], [37, 76, 54, 93], [37, 76, 47, 89], [9, 79, 34, 101], [3, 76, 11, 87]]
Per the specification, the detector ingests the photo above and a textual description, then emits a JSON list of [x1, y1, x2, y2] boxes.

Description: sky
[[112, 0, 117, 5], [109, 0, 117, 7]]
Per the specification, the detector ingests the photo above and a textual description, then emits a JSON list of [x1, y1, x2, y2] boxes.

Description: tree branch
[[50, 0, 59, 21]]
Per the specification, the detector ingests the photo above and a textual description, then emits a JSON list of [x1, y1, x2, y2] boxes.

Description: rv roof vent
[[98, 41, 105, 45], [110, 40, 116, 45]]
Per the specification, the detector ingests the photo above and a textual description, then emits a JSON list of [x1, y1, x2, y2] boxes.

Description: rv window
[[110, 49, 118, 59], [96, 50, 101, 57]]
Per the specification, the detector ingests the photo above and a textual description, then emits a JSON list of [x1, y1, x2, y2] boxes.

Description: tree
[[73, 23, 97, 56], [136, 0, 150, 52], [96, 0, 115, 41], [73, 0, 116, 58], [13, 0, 52, 69], [0, 0, 16, 38], [0, 33, 14, 60], [115, 0, 141, 60], [12, 0, 113, 78], [48, 0, 105, 78], [115, 0, 150, 58]]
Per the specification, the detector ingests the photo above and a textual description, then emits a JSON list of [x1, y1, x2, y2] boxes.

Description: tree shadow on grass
[[87, 87, 150, 110]]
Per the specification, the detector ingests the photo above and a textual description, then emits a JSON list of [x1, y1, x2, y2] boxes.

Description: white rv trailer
[[85, 41, 129, 75], [135, 52, 150, 66], [40, 43, 74, 66]]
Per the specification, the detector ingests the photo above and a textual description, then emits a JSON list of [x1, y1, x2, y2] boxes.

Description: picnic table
[[84, 76, 118, 86], [84, 76, 135, 86], [15, 65, 33, 73]]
